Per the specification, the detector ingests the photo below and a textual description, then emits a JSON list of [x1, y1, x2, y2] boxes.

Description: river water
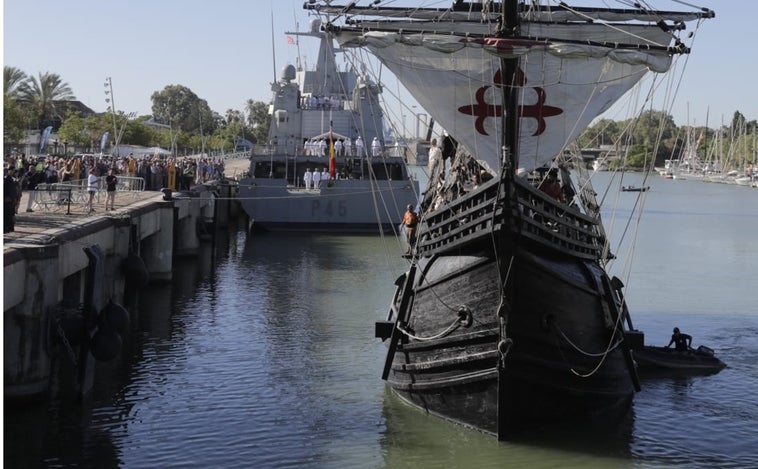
[[5, 172, 758, 468]]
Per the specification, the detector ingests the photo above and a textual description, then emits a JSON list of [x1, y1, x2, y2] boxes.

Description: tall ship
[[238, 19, 419, 233], [306, 0, 714, 438]]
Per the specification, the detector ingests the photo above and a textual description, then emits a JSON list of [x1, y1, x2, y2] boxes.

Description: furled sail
[[324, 2, 712, 172]]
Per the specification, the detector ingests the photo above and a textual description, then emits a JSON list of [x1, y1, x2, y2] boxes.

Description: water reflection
[[379, 387, 634, 469], [5, 192, 758, 468]]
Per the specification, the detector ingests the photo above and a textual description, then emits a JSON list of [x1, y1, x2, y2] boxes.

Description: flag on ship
[[329, 132, 336, 179]]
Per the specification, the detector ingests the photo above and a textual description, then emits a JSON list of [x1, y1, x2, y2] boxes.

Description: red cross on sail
[[458, 68, 563, 137]]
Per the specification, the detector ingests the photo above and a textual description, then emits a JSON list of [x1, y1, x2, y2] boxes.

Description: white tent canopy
[[115, 145, 171, 158], [307, 131, 350, 141]]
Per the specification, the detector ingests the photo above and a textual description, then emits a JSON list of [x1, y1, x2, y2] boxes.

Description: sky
[[3, 0, 755, 131]]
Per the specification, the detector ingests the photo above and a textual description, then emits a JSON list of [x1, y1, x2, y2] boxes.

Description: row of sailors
[[302, 95, 342, 110], [303, 136, 384, 158], [303, 168, 333, 190]]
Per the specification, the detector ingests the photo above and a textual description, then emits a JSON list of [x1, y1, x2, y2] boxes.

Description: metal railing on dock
[[27, 176, 146, 213]]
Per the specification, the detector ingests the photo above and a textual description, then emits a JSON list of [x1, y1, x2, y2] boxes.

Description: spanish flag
[[329, 132, 336, 179]]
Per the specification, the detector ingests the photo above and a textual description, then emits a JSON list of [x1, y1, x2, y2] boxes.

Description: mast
[[501, 0, 521, 174]]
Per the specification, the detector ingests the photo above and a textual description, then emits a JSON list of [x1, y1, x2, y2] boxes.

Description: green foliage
[[11, 66, 752, 163], [150, 84, 217, 135], [3, 95, 30, 142], [17, 71, 75, 128], [4, 66, 28, 99], [57, 111, 110, 151], [122, 118, 156, 147], [582, 110, 679, 168], [245, 99, 270, 144]]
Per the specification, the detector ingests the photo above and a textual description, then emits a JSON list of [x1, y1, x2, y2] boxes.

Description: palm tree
[[17, 71, 75, 129], [4, 66, 28, 99]]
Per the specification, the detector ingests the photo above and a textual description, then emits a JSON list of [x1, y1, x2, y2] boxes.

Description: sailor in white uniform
[[355, 136, 364, 158], [312, 168, 322, 189], [304, 168, 313, 190], [371, 137, 382, 158]]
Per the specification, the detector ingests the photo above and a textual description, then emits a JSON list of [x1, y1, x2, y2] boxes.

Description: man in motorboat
[[666, 327, 693, 351]]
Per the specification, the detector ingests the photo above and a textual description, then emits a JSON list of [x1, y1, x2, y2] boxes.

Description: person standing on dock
[[4, 166, 17, 232], [86, 168, 98, 214], [105, 169, 118, 211]]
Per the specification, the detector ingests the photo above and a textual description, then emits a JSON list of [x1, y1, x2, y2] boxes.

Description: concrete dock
[[3, 156, 249, 401]]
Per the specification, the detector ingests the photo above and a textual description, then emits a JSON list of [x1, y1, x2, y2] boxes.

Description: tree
[[121, 117, 157, 147], [578, 118, 621, 148], [3, 96, 30, 143], [3, 66, 33, 141], [245, 99, 270, 144], [150, 84, 217, 135], [57, 111, 110, 153], [4, 66, 28, 99], [17, 71, 75, 129]]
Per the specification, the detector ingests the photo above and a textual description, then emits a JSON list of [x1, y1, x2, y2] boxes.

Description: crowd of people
[[2, 151, 228, 230]]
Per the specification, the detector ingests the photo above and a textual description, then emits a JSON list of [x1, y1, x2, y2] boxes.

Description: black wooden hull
[[386, 248, 634, 437], [381, 176, 637, 438]]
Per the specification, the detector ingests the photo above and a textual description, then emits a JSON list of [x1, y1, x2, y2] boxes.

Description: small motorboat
[[632, 345, 727, 373], [621, 185, 651, 192]]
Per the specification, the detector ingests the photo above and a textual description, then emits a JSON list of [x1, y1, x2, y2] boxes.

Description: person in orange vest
[[402, 204, 419, 256], [167, 158, 177, 190]]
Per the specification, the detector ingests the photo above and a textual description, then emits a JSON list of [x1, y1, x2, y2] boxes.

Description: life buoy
[[100, 300, 130, 335]]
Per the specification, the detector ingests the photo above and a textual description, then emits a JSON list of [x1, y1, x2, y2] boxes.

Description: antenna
[[270, 3, 277, 83]]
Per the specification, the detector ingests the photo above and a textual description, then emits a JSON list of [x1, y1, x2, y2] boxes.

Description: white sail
[[322, 0, 712, 172], [336, 31, 672, 171]]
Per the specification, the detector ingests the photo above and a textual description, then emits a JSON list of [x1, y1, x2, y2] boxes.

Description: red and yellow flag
[[329, 133, 336, 179]]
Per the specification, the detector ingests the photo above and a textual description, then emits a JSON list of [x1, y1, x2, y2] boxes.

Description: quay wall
[[3, 187, 218, 401]]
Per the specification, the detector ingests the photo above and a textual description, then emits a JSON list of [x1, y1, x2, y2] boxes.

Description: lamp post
[[104, 77, 119, 155], [113, 112, 137, 157]]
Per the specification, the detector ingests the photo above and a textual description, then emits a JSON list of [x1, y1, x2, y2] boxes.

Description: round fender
[[90, 326, 122, 361], [58, 315, 86, 346], [122, 253, 149, 288], [101, 301, 130, 335]]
